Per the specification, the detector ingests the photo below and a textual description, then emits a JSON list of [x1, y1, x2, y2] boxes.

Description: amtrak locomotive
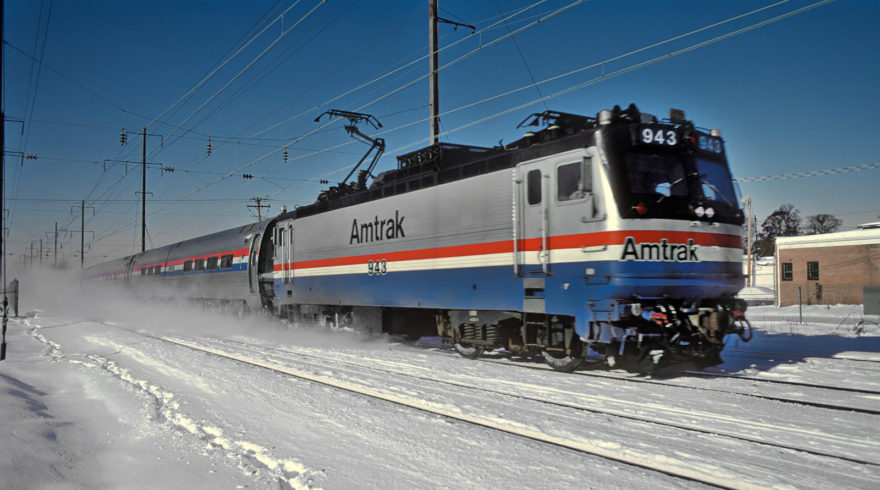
[[86, 104, 752, 372]]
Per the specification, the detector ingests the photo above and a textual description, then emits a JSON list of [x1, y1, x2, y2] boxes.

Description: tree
[[803, 213, 842, 235], [755, 203, 801, 255]]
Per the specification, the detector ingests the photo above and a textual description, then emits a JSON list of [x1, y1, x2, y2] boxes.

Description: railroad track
[[27, 317, 880, 488], [722, 348, 880, 363], [173, 337, 880, 470], [389, 341, 880, 415], [160, 336, 747, 489], [680, 369, 880, 395]]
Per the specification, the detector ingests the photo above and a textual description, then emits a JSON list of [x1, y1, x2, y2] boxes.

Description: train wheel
[[541, 340, 584, 372], [453, 342, 484, 360]]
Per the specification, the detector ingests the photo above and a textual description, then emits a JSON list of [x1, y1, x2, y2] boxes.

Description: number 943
[[367, 259, 387, 276], [641, 127, 677, 146]]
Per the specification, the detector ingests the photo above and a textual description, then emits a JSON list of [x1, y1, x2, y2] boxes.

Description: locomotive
[[86, 104, 751, 372]]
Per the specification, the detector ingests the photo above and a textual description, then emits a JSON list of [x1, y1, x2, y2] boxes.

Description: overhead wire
[[381, 0, 837, 157], [145, 0, 308, 131], [144, 0, 588, 217], [148, 0, 354, 200], [246, 0, 553, 140], [207, 2, 424, 157], [183, 0, 357, 139], [148, 0, 528, 185], [156, 0, 329, 152], [735, 163, 880, 183], [46, 0, 837, 257], [253, 0, 835, 200], [6, 0, 54, 257], [492, 0, 549, 111]]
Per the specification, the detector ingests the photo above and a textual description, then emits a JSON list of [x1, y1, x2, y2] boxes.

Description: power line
[[184, 0, 357, 138], [145, 0, 587, 213], [136, 0, 836, 215], [157, 1, 328, 152], [492, 0, 548, 111], [142, 1, 561, 207], [735, 163, 880, 183], [146, 0, 311, 130], [29, 0, 837, 255], [254, 0, 837, 199], [247, 0, 554, 140]]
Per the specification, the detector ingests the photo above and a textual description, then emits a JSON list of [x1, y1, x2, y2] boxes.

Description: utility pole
[[121, 127, 162, 252], [248, 197, 270, 221], [1, 2, 5, 358], [427, 1, 474, 146], [744, 195, 752, 287], [429, 0, 440, 146], [140, 127, 147, 252], [82, 200, 85, 267], [2, 0, 7, 359], [71, 201, 95, 268], [54, 222, 58, 267]]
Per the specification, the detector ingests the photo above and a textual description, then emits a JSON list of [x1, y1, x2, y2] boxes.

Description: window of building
[[194, 258, 205, 270], [527, 169, 542, 205], [183, 260, 192, 272], [807, 261, 819, 280], [781, 262, 793, 281], [207, 257, 218, 270], [220, 254, 233, 269]]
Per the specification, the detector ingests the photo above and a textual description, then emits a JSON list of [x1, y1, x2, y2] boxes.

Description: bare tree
[[804, 213, 842, 235], [756, 203, 801, 255]]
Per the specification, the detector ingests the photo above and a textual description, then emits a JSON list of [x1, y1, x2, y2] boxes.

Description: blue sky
[[3, 0, 879, 265]]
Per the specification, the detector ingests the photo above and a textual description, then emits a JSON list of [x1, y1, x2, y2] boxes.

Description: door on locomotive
[[272, 221, 295, 316], [513, 150, 600, 371]]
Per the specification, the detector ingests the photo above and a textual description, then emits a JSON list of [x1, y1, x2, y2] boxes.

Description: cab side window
[[557, 159, 592, 202], [527, 169, 542, 205]]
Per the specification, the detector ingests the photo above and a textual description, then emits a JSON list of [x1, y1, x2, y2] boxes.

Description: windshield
[[696, 158, 737, 204], [624, 153, 687, 197]]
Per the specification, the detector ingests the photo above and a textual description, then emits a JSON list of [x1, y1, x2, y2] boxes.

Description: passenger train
[[86, 104, 752, 372]]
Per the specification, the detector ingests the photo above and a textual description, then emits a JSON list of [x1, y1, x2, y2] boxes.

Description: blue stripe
[[275, 260, 743, 335]]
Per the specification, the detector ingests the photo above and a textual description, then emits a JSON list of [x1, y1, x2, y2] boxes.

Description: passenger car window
[[220, 255, 233, 269], [195, 258, 205, 270], [207, 257, 218, 270], [183, 260, 192, 272]]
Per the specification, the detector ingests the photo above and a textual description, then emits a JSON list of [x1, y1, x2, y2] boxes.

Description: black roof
[[281, 110, 600, 221]]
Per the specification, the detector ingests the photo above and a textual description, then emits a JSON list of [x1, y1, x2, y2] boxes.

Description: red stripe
[[276, 230, 741, 271]]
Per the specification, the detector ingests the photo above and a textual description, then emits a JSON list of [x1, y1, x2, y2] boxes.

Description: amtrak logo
[[350, 210, 406, 244], [619, 237, 699, 262]]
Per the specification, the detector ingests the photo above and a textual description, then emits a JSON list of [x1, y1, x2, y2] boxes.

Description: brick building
[[775, 224, 880, 306]]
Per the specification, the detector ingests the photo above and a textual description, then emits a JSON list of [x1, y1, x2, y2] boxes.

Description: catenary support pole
[[81, 200, 85, 268], [429, 0, 439, 145], [141, 127, 147, 252]]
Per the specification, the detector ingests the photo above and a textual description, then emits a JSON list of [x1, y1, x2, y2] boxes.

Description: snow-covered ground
[[2, 272, 879, 489]]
